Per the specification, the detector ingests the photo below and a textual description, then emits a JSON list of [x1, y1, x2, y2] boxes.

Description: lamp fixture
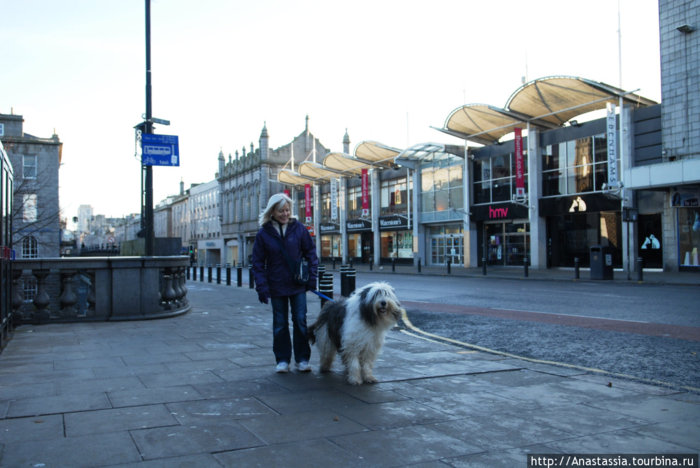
[[677, 24, 695, 34]]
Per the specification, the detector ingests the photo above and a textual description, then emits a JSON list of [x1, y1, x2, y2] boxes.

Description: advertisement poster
[[361, 168, 369, 217], [304, 184, 312, 224], [514, 127, 525, 198]]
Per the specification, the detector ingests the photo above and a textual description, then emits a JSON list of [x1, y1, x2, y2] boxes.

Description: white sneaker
[[275, 362, 289, 373], [297, 361, 311, 372]]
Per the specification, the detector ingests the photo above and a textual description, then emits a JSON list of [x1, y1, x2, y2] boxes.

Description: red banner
[[361, 169, 369, 217], [283, 189, 290, 197], [304, 184, 312, 224], [514, 127, 525, 198]]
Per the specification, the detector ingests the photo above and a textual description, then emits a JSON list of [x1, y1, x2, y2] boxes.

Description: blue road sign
[[141, 133, 180, 166]]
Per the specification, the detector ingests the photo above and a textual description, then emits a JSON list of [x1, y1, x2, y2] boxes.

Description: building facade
[[0, 113, 61, 259]]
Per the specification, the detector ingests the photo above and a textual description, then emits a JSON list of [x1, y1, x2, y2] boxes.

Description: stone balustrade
[[11, 256, 190, 324]]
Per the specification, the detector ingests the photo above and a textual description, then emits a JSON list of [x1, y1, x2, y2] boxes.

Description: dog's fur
[[308, 281, 403, 385]]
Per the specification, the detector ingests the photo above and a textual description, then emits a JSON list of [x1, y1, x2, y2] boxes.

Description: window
[[472, 152, 529, 205], [380, 178, 409, 215], [542, 135, 613, 197], [420, 155, 463, 213], [23, 194, 38, 222], [347, 186, 364, 219], [23, 155, 37, 179], [23, 276, 37, 302], [22, 236, 38, 258]]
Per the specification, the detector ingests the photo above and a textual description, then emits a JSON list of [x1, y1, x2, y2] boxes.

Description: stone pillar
[[340, 177, 348, 264], [370, 169, 381, 267], [527, 127, 546, 269]]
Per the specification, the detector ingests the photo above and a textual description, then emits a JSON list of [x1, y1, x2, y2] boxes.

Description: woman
[[251, 193, 318, 373]]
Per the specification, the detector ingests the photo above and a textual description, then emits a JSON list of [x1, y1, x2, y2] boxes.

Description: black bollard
[[317, 265, 326, 290], [447, 259, 451, 275], [319, 272, 334, 308], [636, 257, 644, 282], [482, 257, 487, 276], [208, 266, 212, 283], [392, 258, 396, 273], [347, 267, 356, 295], [417, 258, 422, 273], [332, 258, 336, 269], [369, 261, 373, 271], [340, 264, 350, 297], [248, 266, 255, 289], [216, 264, 221, 284], [524, 257, 529, 278], [192, 266, 197, 281], [186, 267, 191, 280], [574, 257, 580, 280], [200, 265, 204, 282], [226, 265, 231, 286], [236, 264, 242, 287]]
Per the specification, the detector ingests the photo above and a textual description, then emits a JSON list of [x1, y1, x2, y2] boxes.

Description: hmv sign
[[471, 203, 528, 222]]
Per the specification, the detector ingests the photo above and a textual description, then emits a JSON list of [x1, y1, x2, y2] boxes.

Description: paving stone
[[214, 438, 365, 467], [64, 404, 178, 437], [238, 410, 368, 444], [0, 414, 64, 444], [0, 431, 142, 467], [330, 425, 482, 466], [107, 385, 204, 408], [166, 396, 276, 424], [130, 422, 264, 460], [7, 391, 112, 418]]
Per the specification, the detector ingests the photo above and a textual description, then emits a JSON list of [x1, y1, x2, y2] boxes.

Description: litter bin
[[590, 245, 613, 280]]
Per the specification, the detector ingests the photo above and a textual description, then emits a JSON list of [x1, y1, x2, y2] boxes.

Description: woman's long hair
[[259, 193, 294, 226]]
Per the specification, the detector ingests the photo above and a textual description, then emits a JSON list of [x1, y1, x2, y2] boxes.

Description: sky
[[3, 0, 661, 220]]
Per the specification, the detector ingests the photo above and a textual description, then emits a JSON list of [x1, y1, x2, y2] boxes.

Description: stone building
[[0, 112, 61, 258]]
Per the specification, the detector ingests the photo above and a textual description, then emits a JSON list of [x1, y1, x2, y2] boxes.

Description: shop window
[[380, 178, 408, 216], [679, 208, 700, 268], [420, 155, 463, 213]]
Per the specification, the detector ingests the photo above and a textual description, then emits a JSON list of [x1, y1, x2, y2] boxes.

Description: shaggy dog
[[308, 281, 403, 385]]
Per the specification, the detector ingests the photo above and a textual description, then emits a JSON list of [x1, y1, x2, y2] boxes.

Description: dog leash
[[310, 289, 335, 303]]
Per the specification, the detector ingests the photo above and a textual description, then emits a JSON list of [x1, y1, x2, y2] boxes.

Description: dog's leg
[[319, 346, 336, 373], [360, 360, 377, 383], [345, 355, 363, 385]]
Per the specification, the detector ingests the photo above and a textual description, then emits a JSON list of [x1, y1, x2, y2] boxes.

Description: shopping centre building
[[213, 0, 697, 274]]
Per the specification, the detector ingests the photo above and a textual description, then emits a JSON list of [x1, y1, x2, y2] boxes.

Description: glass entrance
[[429, 225, 463, 265], [484, 222, 530, 266]]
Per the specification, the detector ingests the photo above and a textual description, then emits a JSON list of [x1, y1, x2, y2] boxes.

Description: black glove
[[257, 291, 269, 304], [305, 280, 316, 292]]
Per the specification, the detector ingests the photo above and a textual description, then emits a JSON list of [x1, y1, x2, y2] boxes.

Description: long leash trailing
[[310, 289, 335, 303]]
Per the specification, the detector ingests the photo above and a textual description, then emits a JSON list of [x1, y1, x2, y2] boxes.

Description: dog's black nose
[[380, 300, 387, 307]]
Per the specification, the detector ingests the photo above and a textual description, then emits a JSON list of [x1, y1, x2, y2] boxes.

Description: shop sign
[[346, 219, 371, 232], [320, 223, 340, 233], [379, 214, 409, 230], [539, 194, 620, 215], [471, 203, 528, 221]]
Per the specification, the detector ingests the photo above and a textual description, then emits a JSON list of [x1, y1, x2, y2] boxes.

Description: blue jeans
[[271, 292, 310, 364]]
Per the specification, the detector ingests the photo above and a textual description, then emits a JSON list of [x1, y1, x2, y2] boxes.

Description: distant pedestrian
[[251, 193, 318, 373]]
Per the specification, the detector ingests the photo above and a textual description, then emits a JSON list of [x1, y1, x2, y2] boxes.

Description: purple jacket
[[251, 218, 318, 298]]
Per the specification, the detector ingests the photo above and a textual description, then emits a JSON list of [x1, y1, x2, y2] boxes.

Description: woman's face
[[273, 202, 291, 225]]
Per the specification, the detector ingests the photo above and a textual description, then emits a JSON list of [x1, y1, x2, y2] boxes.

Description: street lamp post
[[143, 0, 154, 256]]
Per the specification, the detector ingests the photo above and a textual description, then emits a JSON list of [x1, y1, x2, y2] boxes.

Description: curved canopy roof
[[439, 76, 657, 144], [354, 141, 401, 167], [395, 143, 466, 168], [298, 161, 345, 180], [278, 169, 314, 186], [506, 76, 657, 126], [322, 152, 368, 175]]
